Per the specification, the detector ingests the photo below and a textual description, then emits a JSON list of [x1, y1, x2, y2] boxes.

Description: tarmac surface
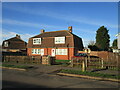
[[2, 63, 120, 89]]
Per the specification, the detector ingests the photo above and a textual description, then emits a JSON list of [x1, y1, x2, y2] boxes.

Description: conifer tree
[[95, 26, 110, 51]]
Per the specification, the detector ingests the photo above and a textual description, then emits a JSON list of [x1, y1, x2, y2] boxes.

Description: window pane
[[33, 38, 41, 44], [35, 49, 37, 54], [4, 42, 8, 47], [32, 49, 35, 54], [41, 49, 44, 55], [55, 37, 65, 44], [64, 49, 67, 55], [38, 49, 41, 54], [56, 49, 58, 55], [55, 49, 67, 55]]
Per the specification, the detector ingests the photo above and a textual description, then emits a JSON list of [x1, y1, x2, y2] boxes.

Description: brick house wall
[[27, 26, 84, 60]]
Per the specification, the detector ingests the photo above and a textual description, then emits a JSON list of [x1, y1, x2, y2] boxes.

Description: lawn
[[55, 60, 70, 63], [60, 69, 120, 79], [55, 60, 71, 65]]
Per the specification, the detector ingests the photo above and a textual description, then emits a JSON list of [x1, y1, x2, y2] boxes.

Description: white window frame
[[32, 49, 44, 55], [4, 41, 8, 47], [55, 37, 65, 44], [33, 38, 41, 45], [41, 49, 44, 56], [56, 49, 67, 55]]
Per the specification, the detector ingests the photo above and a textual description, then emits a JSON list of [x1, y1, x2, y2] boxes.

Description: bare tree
[[88, 40, 95, 46]]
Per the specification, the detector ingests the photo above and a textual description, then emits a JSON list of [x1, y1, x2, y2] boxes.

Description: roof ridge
[[5, 36, 26, 42], [42, 30, 68, 33], [31, 30, 71, 38]]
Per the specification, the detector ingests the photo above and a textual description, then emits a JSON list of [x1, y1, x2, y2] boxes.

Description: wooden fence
[[78, 51, 120, 64], [70, 56, 118, 70], [71, 57, 102, 67], [2, 56, 42, 64]]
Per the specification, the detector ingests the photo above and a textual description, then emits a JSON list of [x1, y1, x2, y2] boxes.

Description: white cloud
[[74, 28, 95, 34], [2, 19, 65, 30], [3, 19, 42, 28], [3, 4, 118, 29], [2, 29, 36, 43], [82, 38, 92, 47], [3, 18, 97, 35], [2, 29, 16, 38]]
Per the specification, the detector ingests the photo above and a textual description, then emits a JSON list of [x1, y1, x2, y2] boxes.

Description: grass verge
[[2, 64, 32, 69], [60, 69, 120, 79], [55, 60, 70, 66]]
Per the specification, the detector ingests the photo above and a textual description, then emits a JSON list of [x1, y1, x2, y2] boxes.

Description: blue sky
[[2, 2, 118, 47]]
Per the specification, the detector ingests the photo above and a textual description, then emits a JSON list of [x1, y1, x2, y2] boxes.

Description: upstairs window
[[55, 37, 65, 44], [33, 38, 41, 45], [4, 41, 8, 47]]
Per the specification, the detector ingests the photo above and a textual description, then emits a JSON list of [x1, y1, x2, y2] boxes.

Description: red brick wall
[[27, 48, 74, 60], [78, 51, 109, 60], [97, 51, 109, 60], [27, 48, 31, 56]]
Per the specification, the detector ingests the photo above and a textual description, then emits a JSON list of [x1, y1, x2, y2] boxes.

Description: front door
[[51, 49, 55, 56]]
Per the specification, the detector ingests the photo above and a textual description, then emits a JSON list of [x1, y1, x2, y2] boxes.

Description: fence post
[[82, 60, 86, 72], [3, 56, 5, 62], [88, 55, 90, 63], [85, 57, 87, 68], [101, 58, 104, 68], [71, 58, 74, 67]]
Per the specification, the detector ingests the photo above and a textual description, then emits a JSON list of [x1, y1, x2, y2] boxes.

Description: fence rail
[[71, 56, 118, 69], [2, 56, 42, 64]]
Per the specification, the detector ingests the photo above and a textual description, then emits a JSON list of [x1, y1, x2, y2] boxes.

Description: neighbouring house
[[117, 33, 120, 49], [27, 26, 84, 60], [2, 34, 27, 53], [113, 33, 120, 53]]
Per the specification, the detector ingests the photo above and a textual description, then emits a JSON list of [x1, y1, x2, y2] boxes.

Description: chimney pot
[[68, 26, 72, 33], [41, 29, 45, 33], [16, 34, 20, 38]]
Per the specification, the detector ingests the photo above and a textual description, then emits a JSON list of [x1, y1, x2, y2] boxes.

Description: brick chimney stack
[[41, 29, 45, 33], [68, 26, 72, 33]]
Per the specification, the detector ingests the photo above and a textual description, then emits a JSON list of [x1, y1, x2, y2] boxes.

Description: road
[[2, 68, 119, 89]]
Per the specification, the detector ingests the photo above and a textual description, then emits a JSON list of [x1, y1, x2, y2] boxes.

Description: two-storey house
[[27, 26, 84, 60], [2, 34, 27, 52]]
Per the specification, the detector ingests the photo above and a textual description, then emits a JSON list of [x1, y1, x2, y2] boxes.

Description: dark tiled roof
[[4, 37, 26, 42], [2, 36, 27, 49], [32, 30, 71, 38], [28, 29, 84, 51]]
